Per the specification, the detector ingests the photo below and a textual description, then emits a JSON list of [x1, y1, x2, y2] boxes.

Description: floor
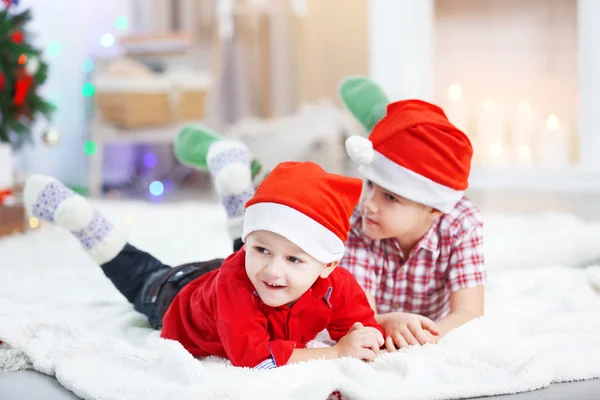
[[1, 371, 598, 400], [479, 380, 600, 399], [2, 189, 600, 399], [0, 371, 79, 400]]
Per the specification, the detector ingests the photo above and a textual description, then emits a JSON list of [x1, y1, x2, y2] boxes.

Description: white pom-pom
[[345, 135, 374, 165]]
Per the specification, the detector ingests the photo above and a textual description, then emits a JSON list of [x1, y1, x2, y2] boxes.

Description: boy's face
[[360, 180, 441, 241], [244, 230, 337, 308]]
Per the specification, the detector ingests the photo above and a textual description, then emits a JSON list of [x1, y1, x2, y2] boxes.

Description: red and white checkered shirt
[[341, 196, 485, 322]]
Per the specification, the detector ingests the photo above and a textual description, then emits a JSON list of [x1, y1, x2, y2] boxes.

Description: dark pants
[[100, 243, 223, 329]]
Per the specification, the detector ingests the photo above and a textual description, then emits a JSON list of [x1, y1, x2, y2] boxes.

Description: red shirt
[[161, 249, 382, 368]]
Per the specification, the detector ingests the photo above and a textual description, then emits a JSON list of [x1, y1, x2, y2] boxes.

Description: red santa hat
[[346, 100, 473, 213], [242, 161, 361, 263]]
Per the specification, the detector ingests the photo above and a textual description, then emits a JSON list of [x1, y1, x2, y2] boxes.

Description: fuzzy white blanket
[[1, 201, 600, 400]]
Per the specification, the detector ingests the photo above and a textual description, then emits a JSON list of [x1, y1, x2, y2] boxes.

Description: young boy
[[175, 78, 485, 352], [23, 161, 384, 369]]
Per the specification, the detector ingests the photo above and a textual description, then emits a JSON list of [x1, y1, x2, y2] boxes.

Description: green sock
[[174, 125, 221, 170], [174, 124, 264, 180], [338, 76, 390, 133]]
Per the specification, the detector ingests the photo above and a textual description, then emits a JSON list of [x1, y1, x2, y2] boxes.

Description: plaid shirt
[[341, 196, 485, 322]]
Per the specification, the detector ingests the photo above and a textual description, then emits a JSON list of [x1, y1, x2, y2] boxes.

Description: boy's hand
[[335, 323, 385, 362], [378, 312, 440, 351]]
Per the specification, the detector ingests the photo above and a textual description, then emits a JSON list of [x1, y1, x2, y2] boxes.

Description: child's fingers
[[423, 330, 440, 344], [409, 324, 432, 345], [356, 330, 383, 353], [359, 327, 385, 347], [419, 317, 440, 335], [399, 326, 419, 346], [369, 328, 385, 347], [364, 340, 380, 354], [392, 332, 409, 349], [371, 328, 385, 353], [359, 348, 377, 362], [385, 336, 396, 352]]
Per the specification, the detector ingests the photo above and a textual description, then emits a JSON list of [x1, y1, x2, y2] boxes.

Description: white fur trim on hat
[[358, 151, 464, 213], [242, 202, 345, 264]]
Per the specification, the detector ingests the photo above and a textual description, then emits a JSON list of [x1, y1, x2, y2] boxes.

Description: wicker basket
[[173, 73, 210, 121], [95, 77, 174, 128], [94, 73, 210, 128]]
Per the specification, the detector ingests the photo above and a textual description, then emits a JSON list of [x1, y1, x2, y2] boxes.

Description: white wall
[[16, 0, 134, 186], [578, 0, 600, 170], [368, 0, 435, 102]]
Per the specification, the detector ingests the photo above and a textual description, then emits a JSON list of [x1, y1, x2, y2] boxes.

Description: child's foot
[[206, 140, 256, 240], [174, 124, 265, 183], [23, 175, 126, 265], [338, 76, 390, 133]]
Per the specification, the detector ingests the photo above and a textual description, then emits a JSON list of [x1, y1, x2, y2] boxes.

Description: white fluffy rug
[[1, 200, 600, 400]]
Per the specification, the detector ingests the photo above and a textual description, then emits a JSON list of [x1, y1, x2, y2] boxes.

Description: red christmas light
[[11, 31, 23, 44], [13, 75, 33, 105]]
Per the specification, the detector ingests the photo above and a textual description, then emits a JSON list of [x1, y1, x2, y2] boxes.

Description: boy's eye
[[366, 180, 374, 188], [254, 246, 270, 255], [385, 193, 397, 202], [287, 256, 303, 264]]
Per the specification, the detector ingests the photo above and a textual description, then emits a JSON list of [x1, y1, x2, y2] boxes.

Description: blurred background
[[2, 0, 600, 237]]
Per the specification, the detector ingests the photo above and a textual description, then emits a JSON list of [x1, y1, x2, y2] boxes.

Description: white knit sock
[[207, 140, 255, 239], [24, 175, 127, 265]]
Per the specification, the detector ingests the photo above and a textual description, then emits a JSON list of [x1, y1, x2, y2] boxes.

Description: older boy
[[343, 94, 485, 351]]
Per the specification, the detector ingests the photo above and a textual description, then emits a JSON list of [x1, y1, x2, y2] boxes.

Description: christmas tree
[[0, 0, 54, 149]]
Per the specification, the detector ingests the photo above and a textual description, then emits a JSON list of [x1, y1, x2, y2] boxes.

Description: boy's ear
[[320, 261, 339, 279], [428, 207, 444, 219]]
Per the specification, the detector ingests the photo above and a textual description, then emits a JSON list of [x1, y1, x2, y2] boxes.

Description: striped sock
[[24, 175, 126, 265], [207, 140, 255, 240]]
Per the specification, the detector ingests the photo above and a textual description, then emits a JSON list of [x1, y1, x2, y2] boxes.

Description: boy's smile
[[263, 281, 286, 289], [260, 280, 288, 294]]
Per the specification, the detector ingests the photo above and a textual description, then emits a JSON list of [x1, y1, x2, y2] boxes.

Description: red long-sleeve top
[[161, 249, 382, 368]]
